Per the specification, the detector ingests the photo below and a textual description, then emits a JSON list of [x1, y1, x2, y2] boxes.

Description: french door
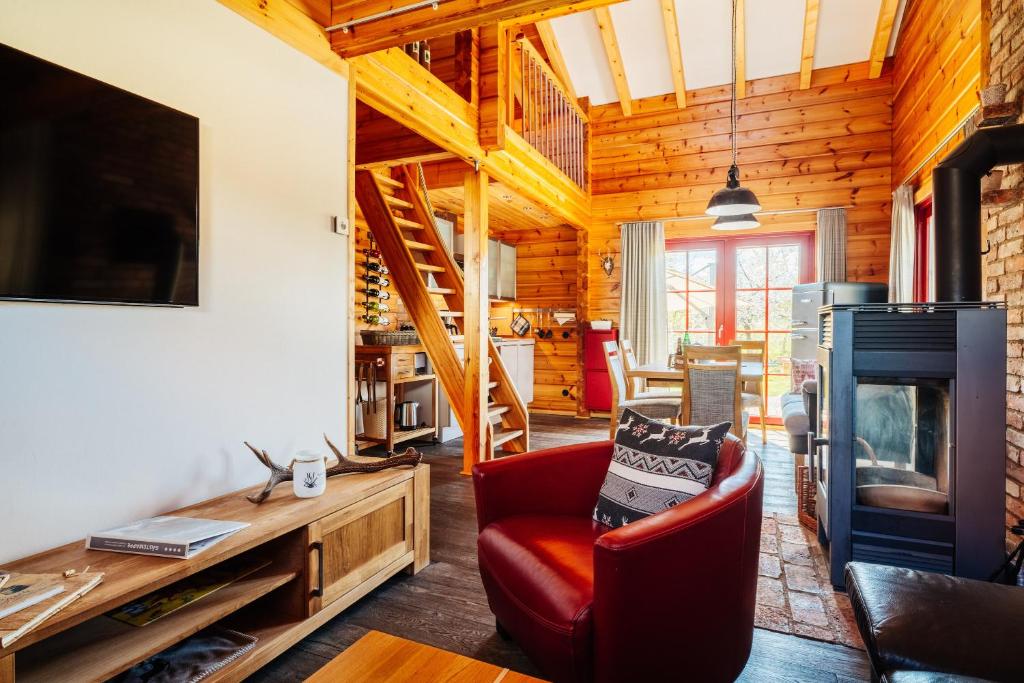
[[665, 233, 815, 421]]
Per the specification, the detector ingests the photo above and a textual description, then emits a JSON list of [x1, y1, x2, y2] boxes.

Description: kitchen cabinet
[[516, 342, 534, 404], [498, 242, 517, 300], [454, 236, 517, 301]]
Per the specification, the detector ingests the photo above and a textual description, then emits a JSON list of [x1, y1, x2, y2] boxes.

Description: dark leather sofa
[[472, 437, 763, 683], [845, 562, 1022, 683]]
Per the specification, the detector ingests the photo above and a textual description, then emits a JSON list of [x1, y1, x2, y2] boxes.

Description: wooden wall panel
[[891, 0, 982, 193], [587, 65, 894, 325], [490, 226, 579, 413]]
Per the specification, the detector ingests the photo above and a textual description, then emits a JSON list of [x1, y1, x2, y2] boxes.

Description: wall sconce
[[597, 250, 615, 278]]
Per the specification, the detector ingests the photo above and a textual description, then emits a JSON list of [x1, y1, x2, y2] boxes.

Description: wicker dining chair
[[681, 344, 748, 441], [620, 338, 680, 400], [734, 338, 768, 444], [603, 340, 681, 439]]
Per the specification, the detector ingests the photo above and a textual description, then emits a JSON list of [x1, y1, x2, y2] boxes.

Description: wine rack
[[361, 234, 392, 326]]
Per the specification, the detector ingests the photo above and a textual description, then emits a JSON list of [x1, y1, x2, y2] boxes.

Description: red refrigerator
[[584, 327, 618, 412]]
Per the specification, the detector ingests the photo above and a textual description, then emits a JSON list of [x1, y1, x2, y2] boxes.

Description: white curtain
[[619, 221, 667, 366], [889, 185, 916, 302], [816, 208, 847, 282]]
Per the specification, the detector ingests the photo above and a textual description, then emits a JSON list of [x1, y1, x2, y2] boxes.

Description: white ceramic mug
[[292, 451, 327, 498]]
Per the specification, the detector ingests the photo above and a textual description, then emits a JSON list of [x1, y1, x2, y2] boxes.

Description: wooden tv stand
[[0, 461, 429, 682]]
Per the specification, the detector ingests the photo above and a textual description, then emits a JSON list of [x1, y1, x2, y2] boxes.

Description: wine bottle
[[378, 277, 390, 287], [362, 314, 380, 324], [377, 303, 390, 313], [378, 315, 390, 326], [378, 290, 390, 300], [364, 288, 380, 297], [365, 262, 381, 272], [378, 264, 390, 275], [363, 301, 380, 311], [363, 248, 381, 258], [363, 274, 381, 285]]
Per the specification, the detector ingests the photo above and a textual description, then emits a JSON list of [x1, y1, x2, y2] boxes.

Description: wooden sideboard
[[356, 344, 439, 453], [0, 461, 429, 682]]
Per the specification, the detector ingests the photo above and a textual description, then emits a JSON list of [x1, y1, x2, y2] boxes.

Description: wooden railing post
[[463, 169, 492, 474]]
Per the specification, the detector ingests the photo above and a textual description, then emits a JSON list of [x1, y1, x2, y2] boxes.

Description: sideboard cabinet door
[[307, 480, 414, 615]]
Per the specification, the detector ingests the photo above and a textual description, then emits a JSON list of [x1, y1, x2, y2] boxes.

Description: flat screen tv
[[0, 43, 199, 306]]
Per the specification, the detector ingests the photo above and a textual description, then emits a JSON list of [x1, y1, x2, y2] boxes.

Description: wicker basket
[[797, 464, 817, 532], [361, 398, 389, 440], [360, 330, 420, 346]]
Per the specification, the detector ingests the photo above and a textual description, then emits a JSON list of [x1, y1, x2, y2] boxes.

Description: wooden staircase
[[354, 165, 529, 464]]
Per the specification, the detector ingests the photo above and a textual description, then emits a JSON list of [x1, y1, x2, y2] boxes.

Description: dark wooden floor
[[251, 415, 871, 682]]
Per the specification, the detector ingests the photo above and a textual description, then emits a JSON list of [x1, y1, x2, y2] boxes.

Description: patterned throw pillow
[[593, 409, 732, 529]]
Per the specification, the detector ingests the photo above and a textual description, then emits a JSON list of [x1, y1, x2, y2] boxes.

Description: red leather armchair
[[472, 436, 763, 683]]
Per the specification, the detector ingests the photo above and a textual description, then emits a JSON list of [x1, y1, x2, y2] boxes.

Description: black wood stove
[[813, 302, 1006, 588], [813, 123, 1024, 589]]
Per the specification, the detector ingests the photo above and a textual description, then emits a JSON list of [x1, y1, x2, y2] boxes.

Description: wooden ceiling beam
[[534, 20, 577, 101], [868, 0, 900, 78], [593, 6, 632, 117], [329, 0, 624, 58], [799, 0, 819, 89], [735, 0, 746, 99], [658, 0, 687, 108]]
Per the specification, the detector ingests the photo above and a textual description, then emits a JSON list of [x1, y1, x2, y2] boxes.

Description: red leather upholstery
[[473, 436, 763, 683]]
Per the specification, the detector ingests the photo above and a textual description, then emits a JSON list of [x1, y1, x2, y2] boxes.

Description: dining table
[[629, 361, 765, 387]]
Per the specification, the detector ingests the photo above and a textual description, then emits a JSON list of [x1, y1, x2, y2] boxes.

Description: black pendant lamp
[[712, 213, 760, 230], [708, 0, 761, 220]]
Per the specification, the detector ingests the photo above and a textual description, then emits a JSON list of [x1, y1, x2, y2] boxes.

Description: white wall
[[0, 0, 350, 562]]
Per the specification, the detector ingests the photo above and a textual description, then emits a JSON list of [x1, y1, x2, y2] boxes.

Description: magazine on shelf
[[86, 516, 249, 559], [0, 572, 104, 647], [0, 573, 65, 620]]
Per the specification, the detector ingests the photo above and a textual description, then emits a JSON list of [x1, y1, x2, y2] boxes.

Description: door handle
[[311, 541, 324, 598], [807, 431, 828, 483], [717, 324, 724, 342]]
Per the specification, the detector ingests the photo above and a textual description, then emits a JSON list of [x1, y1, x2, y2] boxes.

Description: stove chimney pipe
[[933, 124, 1024, 301]]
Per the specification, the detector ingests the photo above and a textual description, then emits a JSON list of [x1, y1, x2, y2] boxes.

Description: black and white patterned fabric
[[593, 409, 732, 529]]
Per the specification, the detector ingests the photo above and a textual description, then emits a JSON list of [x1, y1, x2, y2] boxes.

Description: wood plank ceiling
[[546, 0, 908, 115]]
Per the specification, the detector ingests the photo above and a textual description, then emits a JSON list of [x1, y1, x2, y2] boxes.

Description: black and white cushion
[[593, 409, 731, 529]]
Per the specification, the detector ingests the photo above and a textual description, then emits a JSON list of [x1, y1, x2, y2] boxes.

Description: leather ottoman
[[845, 562, 1022, 683]]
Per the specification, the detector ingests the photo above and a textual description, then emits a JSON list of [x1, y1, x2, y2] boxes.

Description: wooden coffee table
[[308, 630, 546, 682]]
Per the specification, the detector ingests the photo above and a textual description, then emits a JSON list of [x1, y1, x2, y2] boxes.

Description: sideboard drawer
[[307, 480, 414, 614], [391, 353, 416, 379]]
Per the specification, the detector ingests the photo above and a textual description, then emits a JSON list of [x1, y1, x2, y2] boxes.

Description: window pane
[[768, 290, 792, 330], [767, 333, 791, 373], [735, 331, 765, 341], [688, 291, 716, 330], [736, 247, 766, 289], [768, 245, 800, 287], [667, 292, 687, 333], [686, 332, 715, 346], [736, 290, 766, 331], [666, 252, 687, 291], [688, 250, 717, 290]]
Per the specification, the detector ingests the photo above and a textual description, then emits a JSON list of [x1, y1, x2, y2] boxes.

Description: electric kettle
[[395, 401, 419, 430]]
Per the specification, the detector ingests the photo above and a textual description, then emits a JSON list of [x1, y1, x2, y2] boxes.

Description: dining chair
[[734, 339, 768, 444], [620, 338, 680, 400], [681, 344, 748, 441], [603, 340, 681, 439]]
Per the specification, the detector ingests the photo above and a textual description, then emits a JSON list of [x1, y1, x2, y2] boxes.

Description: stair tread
[[373, 173, 404, 189], [385, 195, 415, 209], [405, 239, 436, 252], [416, 263, 446, 273], [492, 429, 525, 448], [488, 404, 511, 417], [394, 216, 424, 230], [427, 287, 455, 295], [438, 311, 462, 317], [487, 381, 499, 389]]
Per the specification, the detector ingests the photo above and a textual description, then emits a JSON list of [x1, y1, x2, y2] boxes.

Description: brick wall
[[983, 0, 1024, 548]]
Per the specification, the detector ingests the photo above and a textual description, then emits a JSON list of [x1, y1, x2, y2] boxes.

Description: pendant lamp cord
[[730, 0, 738, 169]]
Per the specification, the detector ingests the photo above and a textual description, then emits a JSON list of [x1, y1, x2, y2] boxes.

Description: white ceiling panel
[[815, 0, 883, 69], [545, 0, 902, 108], [550, 11, 620, 105], [745, 0, 804, 80], [609, 0, 674, 101], [677, 0, 731, 90]]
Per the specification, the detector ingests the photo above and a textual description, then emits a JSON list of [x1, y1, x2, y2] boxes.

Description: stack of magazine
[[0, 571, 104, 647], [86, 516, 249, 559]]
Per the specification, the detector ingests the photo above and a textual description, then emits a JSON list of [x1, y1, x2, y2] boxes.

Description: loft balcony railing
[[511, 37, 588, 190]]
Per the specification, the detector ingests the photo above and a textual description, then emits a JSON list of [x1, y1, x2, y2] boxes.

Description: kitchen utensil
[[395, 401, 419, 430], [510, 311, 531, 337]]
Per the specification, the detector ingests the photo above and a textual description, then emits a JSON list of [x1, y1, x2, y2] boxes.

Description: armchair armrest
[[472, 440, 614, 531], [592, 445, 764, 683]]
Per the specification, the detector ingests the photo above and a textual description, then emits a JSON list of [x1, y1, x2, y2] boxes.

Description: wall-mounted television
[[0, 42, 199, 306]]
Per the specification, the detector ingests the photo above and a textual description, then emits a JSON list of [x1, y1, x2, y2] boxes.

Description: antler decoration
[[243, 434, 422, 504]]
